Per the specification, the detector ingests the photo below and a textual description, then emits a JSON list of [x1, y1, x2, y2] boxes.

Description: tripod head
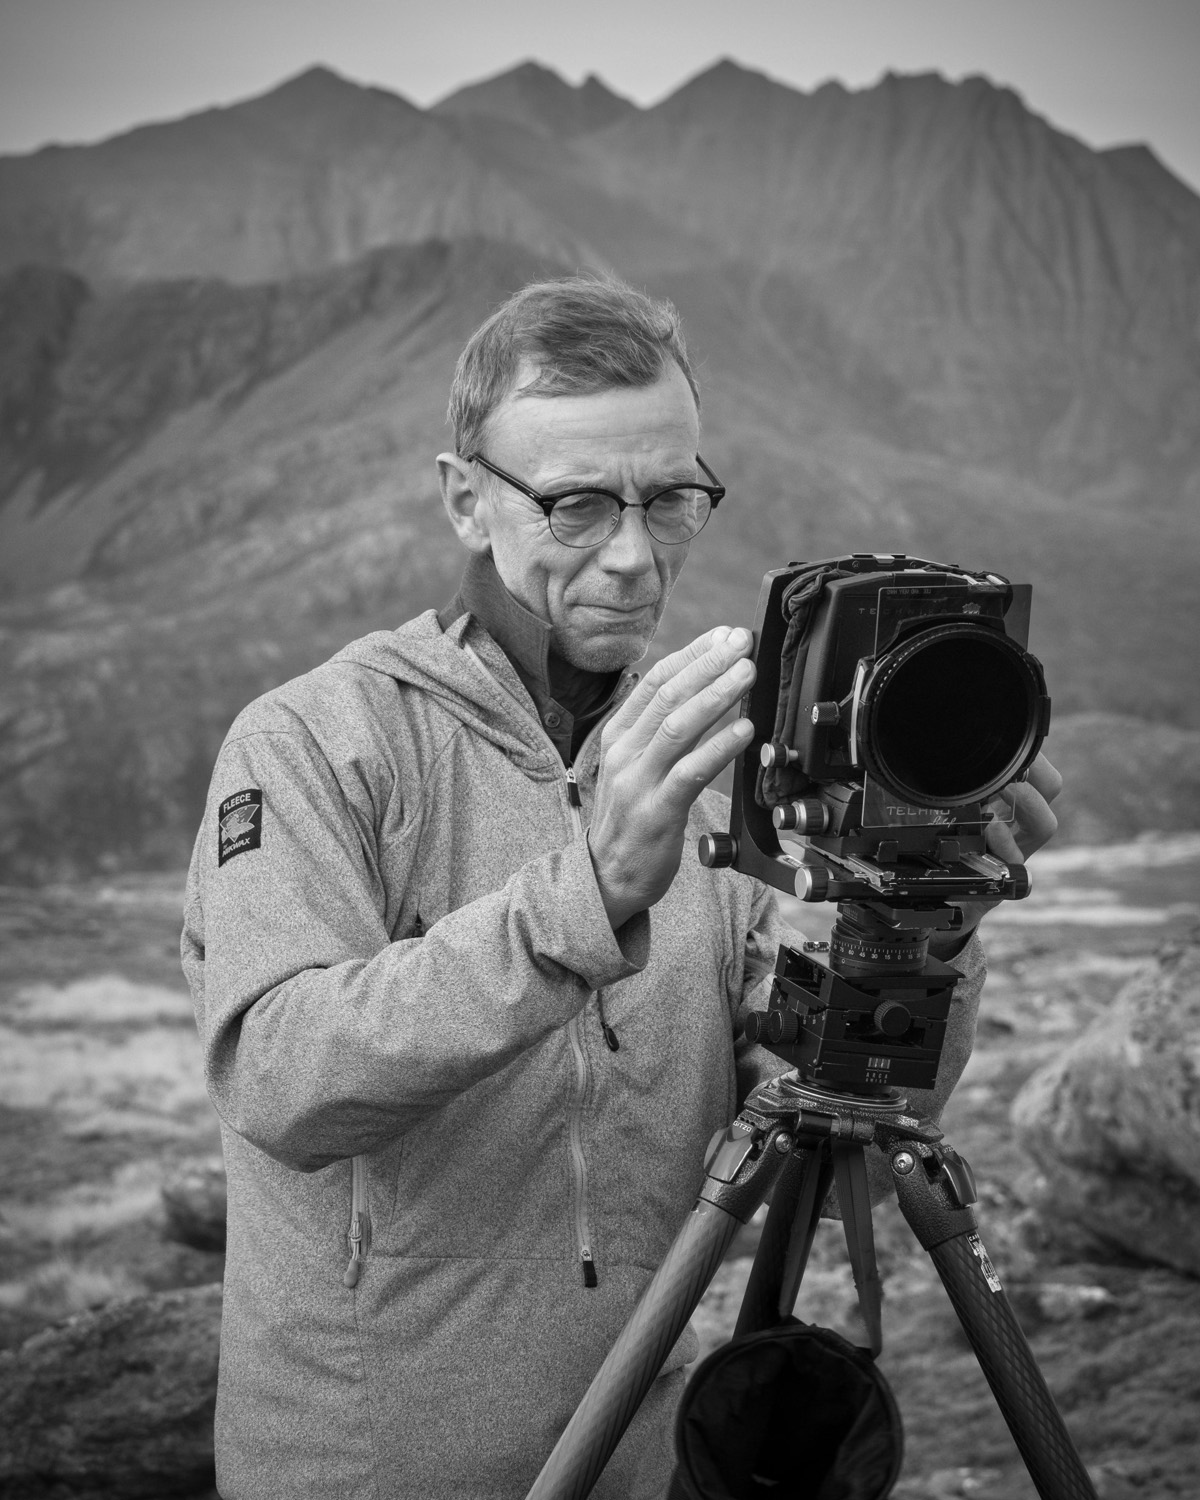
[[741, 899, 963, 1097]]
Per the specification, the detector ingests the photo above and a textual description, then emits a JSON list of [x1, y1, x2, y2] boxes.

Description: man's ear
[[437, 453, 492, 554]]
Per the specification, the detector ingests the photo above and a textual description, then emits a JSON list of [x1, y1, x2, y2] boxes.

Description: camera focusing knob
[[873, 999, 913, 1037], [772, 798, 829, 834], [811, 701, 840, 726], [795, 865, 830, 902], [760, 741, 800, 768], [698, 832, 738, 868], [1008, 863, 1032, 899], [765, 1009, 801, 1045]]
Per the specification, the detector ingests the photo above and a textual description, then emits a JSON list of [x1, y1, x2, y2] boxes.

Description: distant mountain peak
[[278, 63, 350, 88], [433, 60, 636, 137], [658, 57, 812, 117], [682, 57, 780, 90], [245, 63, 420, 118]]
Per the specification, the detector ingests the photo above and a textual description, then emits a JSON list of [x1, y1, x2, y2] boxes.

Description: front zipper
[[565, 764, 583, 824], [566, 1013, 598, 1288], [442, 650, 631, 1287], [566, 766, 619, 1053], [563, 763, 619, 1285], [343, 1154, 370, 1288]]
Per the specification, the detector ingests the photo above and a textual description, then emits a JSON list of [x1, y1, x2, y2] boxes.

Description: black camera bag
[[667, 1318, 903, 1500]]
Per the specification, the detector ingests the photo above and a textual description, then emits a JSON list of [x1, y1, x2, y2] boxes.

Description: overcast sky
[[2, 0, 1197, 191]]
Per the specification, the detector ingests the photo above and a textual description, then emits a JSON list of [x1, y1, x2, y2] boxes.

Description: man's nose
[[598, 504, 657, 571]]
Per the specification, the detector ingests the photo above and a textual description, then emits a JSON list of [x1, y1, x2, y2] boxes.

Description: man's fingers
[[607, 628, 754, 754], [661, 717, 757, 799], [652, 655, 755, 756], [603, 627, 737, 740], [1025, 752, 1063, 805], [987, 776, 1059, 862], [1016, 782, 1059, 858], [1008, 753, 1061, 858]]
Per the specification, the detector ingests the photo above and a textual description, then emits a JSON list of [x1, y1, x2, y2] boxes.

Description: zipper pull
[[597, 994, 619, 1052], [581, 1246, 599, 1288], [343, 1214, 364, 1288], [565, 766, 582, 808]]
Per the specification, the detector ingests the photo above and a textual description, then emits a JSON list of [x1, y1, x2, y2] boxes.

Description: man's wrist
[[927, 903, 989, 961], [585, 828, 645, 931]]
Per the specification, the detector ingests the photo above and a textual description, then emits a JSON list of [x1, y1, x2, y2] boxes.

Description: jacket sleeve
[[182, 721, 648, 1171]]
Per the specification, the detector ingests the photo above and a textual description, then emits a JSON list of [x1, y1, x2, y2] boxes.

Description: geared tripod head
[[742, 902, 962, 1095]]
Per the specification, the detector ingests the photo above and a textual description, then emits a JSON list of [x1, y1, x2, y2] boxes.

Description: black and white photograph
[[1, 2, 1198, 1496]]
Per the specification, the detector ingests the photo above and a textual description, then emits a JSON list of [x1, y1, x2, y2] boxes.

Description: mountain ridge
[[433, 60, 636, 137], [0, 59, 1197, 880], [4, 56, 1196, 501]]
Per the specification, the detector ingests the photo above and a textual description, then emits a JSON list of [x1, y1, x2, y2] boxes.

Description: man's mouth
[[582, 600, 657, 616]]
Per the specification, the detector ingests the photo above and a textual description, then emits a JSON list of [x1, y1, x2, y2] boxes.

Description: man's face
[[461, 363, 701, 672]]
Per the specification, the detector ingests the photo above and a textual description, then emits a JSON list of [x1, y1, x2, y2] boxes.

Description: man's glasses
[[465, 453, 725, 548]]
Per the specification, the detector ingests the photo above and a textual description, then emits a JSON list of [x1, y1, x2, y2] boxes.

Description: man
[[182, 276, 1059, 1499]]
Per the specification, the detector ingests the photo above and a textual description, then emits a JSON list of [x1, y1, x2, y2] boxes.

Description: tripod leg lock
[[888, 1138, 978, 1248], [936, 1146, 978, 1209], [699, 1117, 791, 1223], [703, 1118, 761, 1182]]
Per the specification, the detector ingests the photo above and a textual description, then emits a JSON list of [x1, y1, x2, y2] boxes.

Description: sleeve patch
[[218, 788, 263, 866]]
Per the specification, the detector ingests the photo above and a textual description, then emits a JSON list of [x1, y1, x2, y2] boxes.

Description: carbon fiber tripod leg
[[889, 1139, 1099, 1500], [833, 1142, 884, 1356], [928, 1233, 1098, 1500], [733, 1139, 828, 1338], [525, 1119, 788, 1500]]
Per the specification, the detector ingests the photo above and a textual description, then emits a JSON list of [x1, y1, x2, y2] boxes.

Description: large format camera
[[699, 553, 1050, 1093]]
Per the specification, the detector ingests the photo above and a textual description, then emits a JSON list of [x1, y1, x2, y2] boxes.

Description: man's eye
[[651, 488, 703, 514], [551, 492, 615, 521], [554, 491, 611, 509]]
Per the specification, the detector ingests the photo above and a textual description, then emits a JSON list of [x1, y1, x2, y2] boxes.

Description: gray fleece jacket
[[181, 605, 984, 1500]]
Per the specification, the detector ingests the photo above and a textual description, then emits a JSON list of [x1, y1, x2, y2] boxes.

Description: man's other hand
[[934, 751, 1063, 954], [984, 751, 1063, 865], [588, 627, 756, 928]]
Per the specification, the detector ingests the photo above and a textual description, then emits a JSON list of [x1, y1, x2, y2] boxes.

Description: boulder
[[161, 1157, 227, 1253], [1011, 936, 1200, 1274], [0, 1284, 221, 1498]]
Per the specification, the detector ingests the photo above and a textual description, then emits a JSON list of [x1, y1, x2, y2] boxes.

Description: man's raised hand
[[588, 627, 756, 928], [984, 751, 1063, 865]]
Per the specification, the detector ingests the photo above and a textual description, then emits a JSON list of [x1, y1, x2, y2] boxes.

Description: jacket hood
[[331, 610, 565, 779]]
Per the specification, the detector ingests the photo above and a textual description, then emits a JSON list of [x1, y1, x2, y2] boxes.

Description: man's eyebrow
[[536, 466, 602, 491], [539, 464, 700, 494]]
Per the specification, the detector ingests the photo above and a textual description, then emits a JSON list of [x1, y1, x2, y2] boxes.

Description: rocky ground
[[0, 834, 1198, 1497]]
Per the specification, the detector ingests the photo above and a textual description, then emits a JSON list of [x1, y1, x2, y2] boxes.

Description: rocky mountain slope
[[1, 61, 1197, 879]]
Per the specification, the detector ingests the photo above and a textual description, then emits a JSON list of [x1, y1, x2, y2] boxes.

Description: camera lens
[[857, 624, 1046, 806]]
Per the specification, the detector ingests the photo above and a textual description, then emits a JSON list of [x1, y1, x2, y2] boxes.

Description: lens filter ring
[[854, 622, 1046, 808]]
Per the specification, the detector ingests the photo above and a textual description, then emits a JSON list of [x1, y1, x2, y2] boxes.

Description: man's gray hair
[[448, 276, 700, 458]]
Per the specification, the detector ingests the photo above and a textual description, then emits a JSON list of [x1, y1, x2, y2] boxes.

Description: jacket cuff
[[553, 834, 650, 987]]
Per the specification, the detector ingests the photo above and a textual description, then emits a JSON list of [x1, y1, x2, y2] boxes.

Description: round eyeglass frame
[[464, 452, 725, 548]]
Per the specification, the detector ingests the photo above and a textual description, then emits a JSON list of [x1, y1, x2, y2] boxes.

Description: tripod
[[525, 910, 1098, 1500]]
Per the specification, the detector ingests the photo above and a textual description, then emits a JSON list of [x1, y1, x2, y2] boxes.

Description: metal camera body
[[699, 553, 1051, 1094]]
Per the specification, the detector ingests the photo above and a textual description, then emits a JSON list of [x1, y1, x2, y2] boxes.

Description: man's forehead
[[486, 362, 699, 457]]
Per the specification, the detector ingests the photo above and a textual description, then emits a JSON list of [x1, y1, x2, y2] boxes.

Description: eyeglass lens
[[549, 489, 713, 547]]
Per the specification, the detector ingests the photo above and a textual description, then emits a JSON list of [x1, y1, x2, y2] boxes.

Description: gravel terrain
[[1, 835, 1197, 1497]]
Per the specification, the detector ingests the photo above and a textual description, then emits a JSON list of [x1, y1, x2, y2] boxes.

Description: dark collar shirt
[[439, 553, 627, 766]]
